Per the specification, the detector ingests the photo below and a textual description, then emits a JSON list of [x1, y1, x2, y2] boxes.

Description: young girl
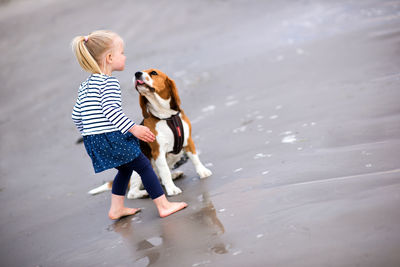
[[71, 30, 187, 220]]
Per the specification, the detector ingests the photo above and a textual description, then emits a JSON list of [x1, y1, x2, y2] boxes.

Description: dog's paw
[[171, 171, 184, 180], [198, 167, 212, 179], [165, 184, 182, 196], [127, 189, 149, 199]]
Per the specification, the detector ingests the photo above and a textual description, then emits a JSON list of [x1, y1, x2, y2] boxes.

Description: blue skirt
[[83, 131, 141, 173]]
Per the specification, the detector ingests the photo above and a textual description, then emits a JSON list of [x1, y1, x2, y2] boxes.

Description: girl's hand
[[129, 125, 155, 143]]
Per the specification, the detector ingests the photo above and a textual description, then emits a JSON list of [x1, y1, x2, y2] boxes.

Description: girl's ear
[[139, 95, 150, 118], [105, 52, 112, 64]]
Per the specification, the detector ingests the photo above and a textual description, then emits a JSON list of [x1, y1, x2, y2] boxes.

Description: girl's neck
[[101, 64, 113, 76]]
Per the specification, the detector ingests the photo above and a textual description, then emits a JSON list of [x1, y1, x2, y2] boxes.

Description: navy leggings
[[112, 153, 164, 199]]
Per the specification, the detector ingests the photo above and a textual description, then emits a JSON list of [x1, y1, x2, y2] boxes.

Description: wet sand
[[1, 0, 400, 266]]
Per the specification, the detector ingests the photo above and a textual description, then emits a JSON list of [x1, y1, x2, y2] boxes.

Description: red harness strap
[[165, 113, 185, 154]]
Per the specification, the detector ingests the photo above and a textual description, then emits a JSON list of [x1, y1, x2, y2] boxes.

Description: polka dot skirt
[[83, 131, 141, 173]]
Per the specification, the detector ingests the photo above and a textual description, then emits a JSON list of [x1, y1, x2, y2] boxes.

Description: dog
[[88, 69, 212, 198]]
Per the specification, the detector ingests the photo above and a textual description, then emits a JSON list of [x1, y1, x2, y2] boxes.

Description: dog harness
[[140, 112, 184, 154], [165, 112, 185, 154]]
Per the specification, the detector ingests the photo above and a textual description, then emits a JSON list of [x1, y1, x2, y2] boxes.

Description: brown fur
[[142, 116, 160, 160]]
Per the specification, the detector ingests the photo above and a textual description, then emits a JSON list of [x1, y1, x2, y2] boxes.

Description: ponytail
[[71, 30, 118, 74]]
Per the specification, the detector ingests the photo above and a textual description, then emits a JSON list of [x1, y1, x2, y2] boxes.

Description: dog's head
[[134, 68, 181, 118]]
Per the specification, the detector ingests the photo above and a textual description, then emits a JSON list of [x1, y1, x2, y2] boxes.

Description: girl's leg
[[152, 194, 188, 218], [108, 162, 141, 220], [109, 194, 140, 220], [131, 153, 188, 217]]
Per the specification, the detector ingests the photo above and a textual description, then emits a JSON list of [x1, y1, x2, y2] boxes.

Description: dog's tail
[[88, 181, 113, 195]]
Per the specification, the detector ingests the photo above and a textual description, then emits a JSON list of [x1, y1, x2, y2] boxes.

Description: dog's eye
[[150, 71, 158, 76]]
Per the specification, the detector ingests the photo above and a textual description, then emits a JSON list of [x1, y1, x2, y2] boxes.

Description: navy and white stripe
[[72, 74, 134, 136]]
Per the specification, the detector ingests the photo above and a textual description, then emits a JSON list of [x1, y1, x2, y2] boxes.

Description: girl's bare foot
[[109, 194, 141, 220], [108, 207, 141, 220], [159, 201, 188, 218], [153, 194, 188, 218]]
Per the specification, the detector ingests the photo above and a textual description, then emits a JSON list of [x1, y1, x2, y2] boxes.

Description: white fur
[[186, 152, 213, 178], [147, 94, 177, 119], [127, 171, 148, 199], [155, 151, 183, 196], [88, 182, 110, 195]]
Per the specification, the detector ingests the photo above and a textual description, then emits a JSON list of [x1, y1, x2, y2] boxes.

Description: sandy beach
[[1, 0, 400, 266]]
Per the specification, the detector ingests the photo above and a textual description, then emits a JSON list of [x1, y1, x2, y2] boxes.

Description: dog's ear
[[166, 77, 181, 111], [139, 95, 150, 118]]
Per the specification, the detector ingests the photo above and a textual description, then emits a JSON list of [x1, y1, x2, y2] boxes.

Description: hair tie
[[84, 36, 89, 43]]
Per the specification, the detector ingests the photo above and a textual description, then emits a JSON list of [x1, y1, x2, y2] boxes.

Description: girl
[[71, 30, 187, 220]]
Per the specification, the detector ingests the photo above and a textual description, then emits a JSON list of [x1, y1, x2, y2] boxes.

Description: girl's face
[[110, 37, 126, 72]]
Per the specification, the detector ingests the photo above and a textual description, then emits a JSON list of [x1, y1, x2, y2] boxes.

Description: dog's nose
[[135, 72, 142, 79]]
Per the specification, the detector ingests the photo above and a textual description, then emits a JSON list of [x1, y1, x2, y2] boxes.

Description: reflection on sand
[[111, 219, 162, 266], [194, 192, 229, 256], [193, 192, 225, 236], [110, 192, 228, 265]]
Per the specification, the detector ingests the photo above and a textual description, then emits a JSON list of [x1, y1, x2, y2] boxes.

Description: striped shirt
[[71, 74, 135, 136]]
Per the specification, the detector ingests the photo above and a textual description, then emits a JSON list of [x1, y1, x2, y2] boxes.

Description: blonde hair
[[71, 30, 119, 74]]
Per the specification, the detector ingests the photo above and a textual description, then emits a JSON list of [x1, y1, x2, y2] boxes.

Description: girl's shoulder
[[78, 74, 120, 94], [89, 75, 120, 94], [90, 74, 120, 85], [78, 74, 106, 92]]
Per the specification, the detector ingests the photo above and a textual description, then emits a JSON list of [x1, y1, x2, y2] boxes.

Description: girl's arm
[[100, 77, 135, 134], [100, 77, 155, 142], [72, 98, 84, 133]]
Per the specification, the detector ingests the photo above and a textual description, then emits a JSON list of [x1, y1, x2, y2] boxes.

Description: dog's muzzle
[[134, 72, 155, 92]]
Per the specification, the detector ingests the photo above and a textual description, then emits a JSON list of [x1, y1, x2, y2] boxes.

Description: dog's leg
[[155, 152, 182, 196], [185, 137, 212, 179], [167, 152, 184, 180], [151, 157, 184, 180], [127, 171, 149, 199]]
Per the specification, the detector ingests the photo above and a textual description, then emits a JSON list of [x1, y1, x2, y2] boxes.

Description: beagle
[[128, 68, 212, 198], [88, 69, 212, 198]]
